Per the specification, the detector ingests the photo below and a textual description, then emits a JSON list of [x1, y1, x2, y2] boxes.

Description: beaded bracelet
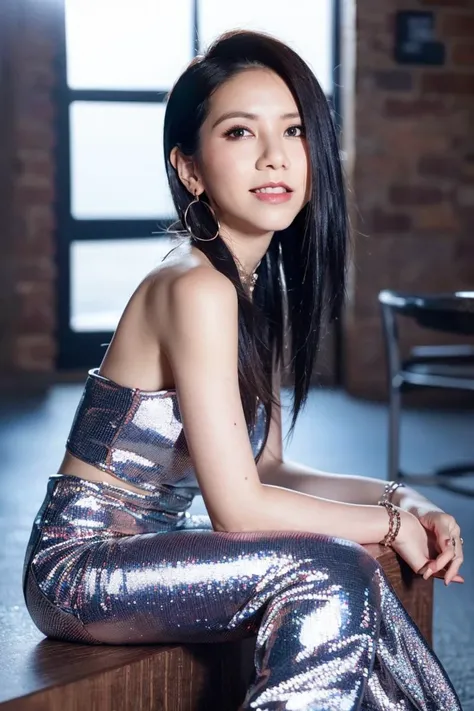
[[378, 501, 402, 547], [377, 481, 406, 506]]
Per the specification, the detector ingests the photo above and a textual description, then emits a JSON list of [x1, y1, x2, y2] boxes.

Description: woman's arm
[[260, 459, 443, 515], [256, 370, 442, 517], [157, 267, 417, 546]]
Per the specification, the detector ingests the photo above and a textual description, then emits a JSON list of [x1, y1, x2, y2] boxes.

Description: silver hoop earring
[[183, 193, 220, 242]]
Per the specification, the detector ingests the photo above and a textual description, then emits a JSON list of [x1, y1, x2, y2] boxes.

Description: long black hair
[[163, 30, 348, 456]]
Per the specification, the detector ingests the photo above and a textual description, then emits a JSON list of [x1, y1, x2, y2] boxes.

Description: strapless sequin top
[[66, 368, 267, 497]]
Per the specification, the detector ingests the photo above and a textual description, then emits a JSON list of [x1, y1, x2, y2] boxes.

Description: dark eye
[[224, 126, 252, 139], [286, 125, 305, 137]]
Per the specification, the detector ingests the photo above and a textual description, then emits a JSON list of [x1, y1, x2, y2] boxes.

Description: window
[[70, 102, 172, 219], [199, 0, 333, 94], [65, 0, 193, 91]]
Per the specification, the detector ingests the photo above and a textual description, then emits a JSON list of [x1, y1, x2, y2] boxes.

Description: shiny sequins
[[22, 369, 462, 710], [65, 368, 266, 493], [23, 476, 462, 710]]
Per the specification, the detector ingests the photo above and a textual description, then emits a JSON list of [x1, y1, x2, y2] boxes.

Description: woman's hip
[[23, 475, 382, 645]]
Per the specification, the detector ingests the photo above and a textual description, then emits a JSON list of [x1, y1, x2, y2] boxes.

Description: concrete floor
[[0, 382, 473, 708]]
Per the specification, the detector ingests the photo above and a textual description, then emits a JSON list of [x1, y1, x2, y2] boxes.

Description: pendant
[[249, 273, 258, 293]]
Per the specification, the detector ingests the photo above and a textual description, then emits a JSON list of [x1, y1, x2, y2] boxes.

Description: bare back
[[58, 242, 216, 492]]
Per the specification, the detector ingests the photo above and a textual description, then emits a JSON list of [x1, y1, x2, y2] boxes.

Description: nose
[[256, 136, 289, 171]]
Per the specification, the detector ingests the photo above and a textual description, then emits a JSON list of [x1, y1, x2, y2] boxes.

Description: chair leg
[[388, 383, 402, 482]]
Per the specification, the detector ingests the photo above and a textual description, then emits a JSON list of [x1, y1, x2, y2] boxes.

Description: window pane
[[71, 237, 180, 332], [65, 0, 193, 90], [199, 0, 334, 95], [70, 102, 174, 219]]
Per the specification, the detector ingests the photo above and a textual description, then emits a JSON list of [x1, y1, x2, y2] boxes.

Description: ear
[[170, 147, 204, 197]]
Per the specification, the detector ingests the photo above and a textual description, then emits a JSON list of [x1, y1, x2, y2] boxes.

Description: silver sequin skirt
[[22, 475, 461, 711]]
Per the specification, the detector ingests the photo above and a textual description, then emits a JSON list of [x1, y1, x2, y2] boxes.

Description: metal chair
[[379, 290, 474, 496]]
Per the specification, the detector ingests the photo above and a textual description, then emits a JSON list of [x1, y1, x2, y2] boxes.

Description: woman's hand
[[391, 509, 433, 576], [392, 509, 464, 584], [416, 511, 465, 585]]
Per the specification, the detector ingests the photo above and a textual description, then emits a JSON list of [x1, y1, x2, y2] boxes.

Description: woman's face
[[194, 68, 310, 238]]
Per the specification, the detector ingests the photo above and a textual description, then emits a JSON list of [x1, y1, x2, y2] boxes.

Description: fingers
[[418, 512, 465, 585], [434, 574, 464, 584], [422, 546, 455, 579], [432, 570, 464, 583], [424, 538, 464, 585], [444, 543, 464, 586]]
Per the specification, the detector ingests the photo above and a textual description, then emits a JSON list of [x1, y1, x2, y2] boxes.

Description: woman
[[23, 30, 463, 710]]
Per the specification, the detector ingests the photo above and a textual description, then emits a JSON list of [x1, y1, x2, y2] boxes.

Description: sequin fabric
[[65, 368, 266, 494], [22, 373, 462, 710]]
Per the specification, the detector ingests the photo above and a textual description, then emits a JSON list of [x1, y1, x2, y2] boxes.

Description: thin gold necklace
[[229, 250, 262, 294]]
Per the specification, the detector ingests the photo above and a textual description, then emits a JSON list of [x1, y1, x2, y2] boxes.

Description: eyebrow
[[211, 111, 301, 129]]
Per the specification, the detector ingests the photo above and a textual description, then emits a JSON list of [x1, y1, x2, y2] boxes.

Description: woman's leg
[[25, 477, 461, 711], [83, 529, 461, 711], [33, 528, 383, 709]]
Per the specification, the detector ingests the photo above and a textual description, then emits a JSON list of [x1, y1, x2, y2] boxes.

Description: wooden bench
[[0, 544, 432, 711]]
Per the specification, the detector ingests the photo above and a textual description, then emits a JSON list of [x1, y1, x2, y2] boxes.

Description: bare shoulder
[[168, 261, 236, 312], [143, 257, 240, 416], [143, 256, 237, 347]]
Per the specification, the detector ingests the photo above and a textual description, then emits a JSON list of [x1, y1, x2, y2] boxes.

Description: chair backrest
[[378, 290, 474, 336]]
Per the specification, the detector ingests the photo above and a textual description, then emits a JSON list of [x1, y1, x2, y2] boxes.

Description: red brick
[[418, 155, 459, 180], [384, 98, 446, 118], [374, 70, 413, 91], [416, 204, 460, 233], [442, 14, 474, 38], [17, 91, 55, 122], [20, 251, 56, 279], [2, 0, 58, 378], [14, 206, 56, 257], [19, 62, 56, 91], [421, 72, 474, 95], [17, 122, 56, 150], [21, 34, 56, 63], [25, 204, 56, 232], [15, 257, 56, 283], [345, 1, 474, 399], [452, 43, 474, 65], [16, 149, 55, 187], [370, 209, 412, 234], [389, 185, 444, 206], [15, 281, 56, 332], [380, 124, 451, 157], [15, 183, 56, 206], [17, 148, 51, 167], [16, 231, 55, 258], [23, 1, 57, 32], [14, 335, 56, 372]]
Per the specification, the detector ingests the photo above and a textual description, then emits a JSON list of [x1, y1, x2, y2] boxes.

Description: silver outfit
[[23, 368, 461, 710]]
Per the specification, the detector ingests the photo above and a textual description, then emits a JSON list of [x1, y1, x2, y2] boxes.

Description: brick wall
[[0, 0, 473, 398], [0, 0, 58, 384], [342, 0, 474, 399]]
